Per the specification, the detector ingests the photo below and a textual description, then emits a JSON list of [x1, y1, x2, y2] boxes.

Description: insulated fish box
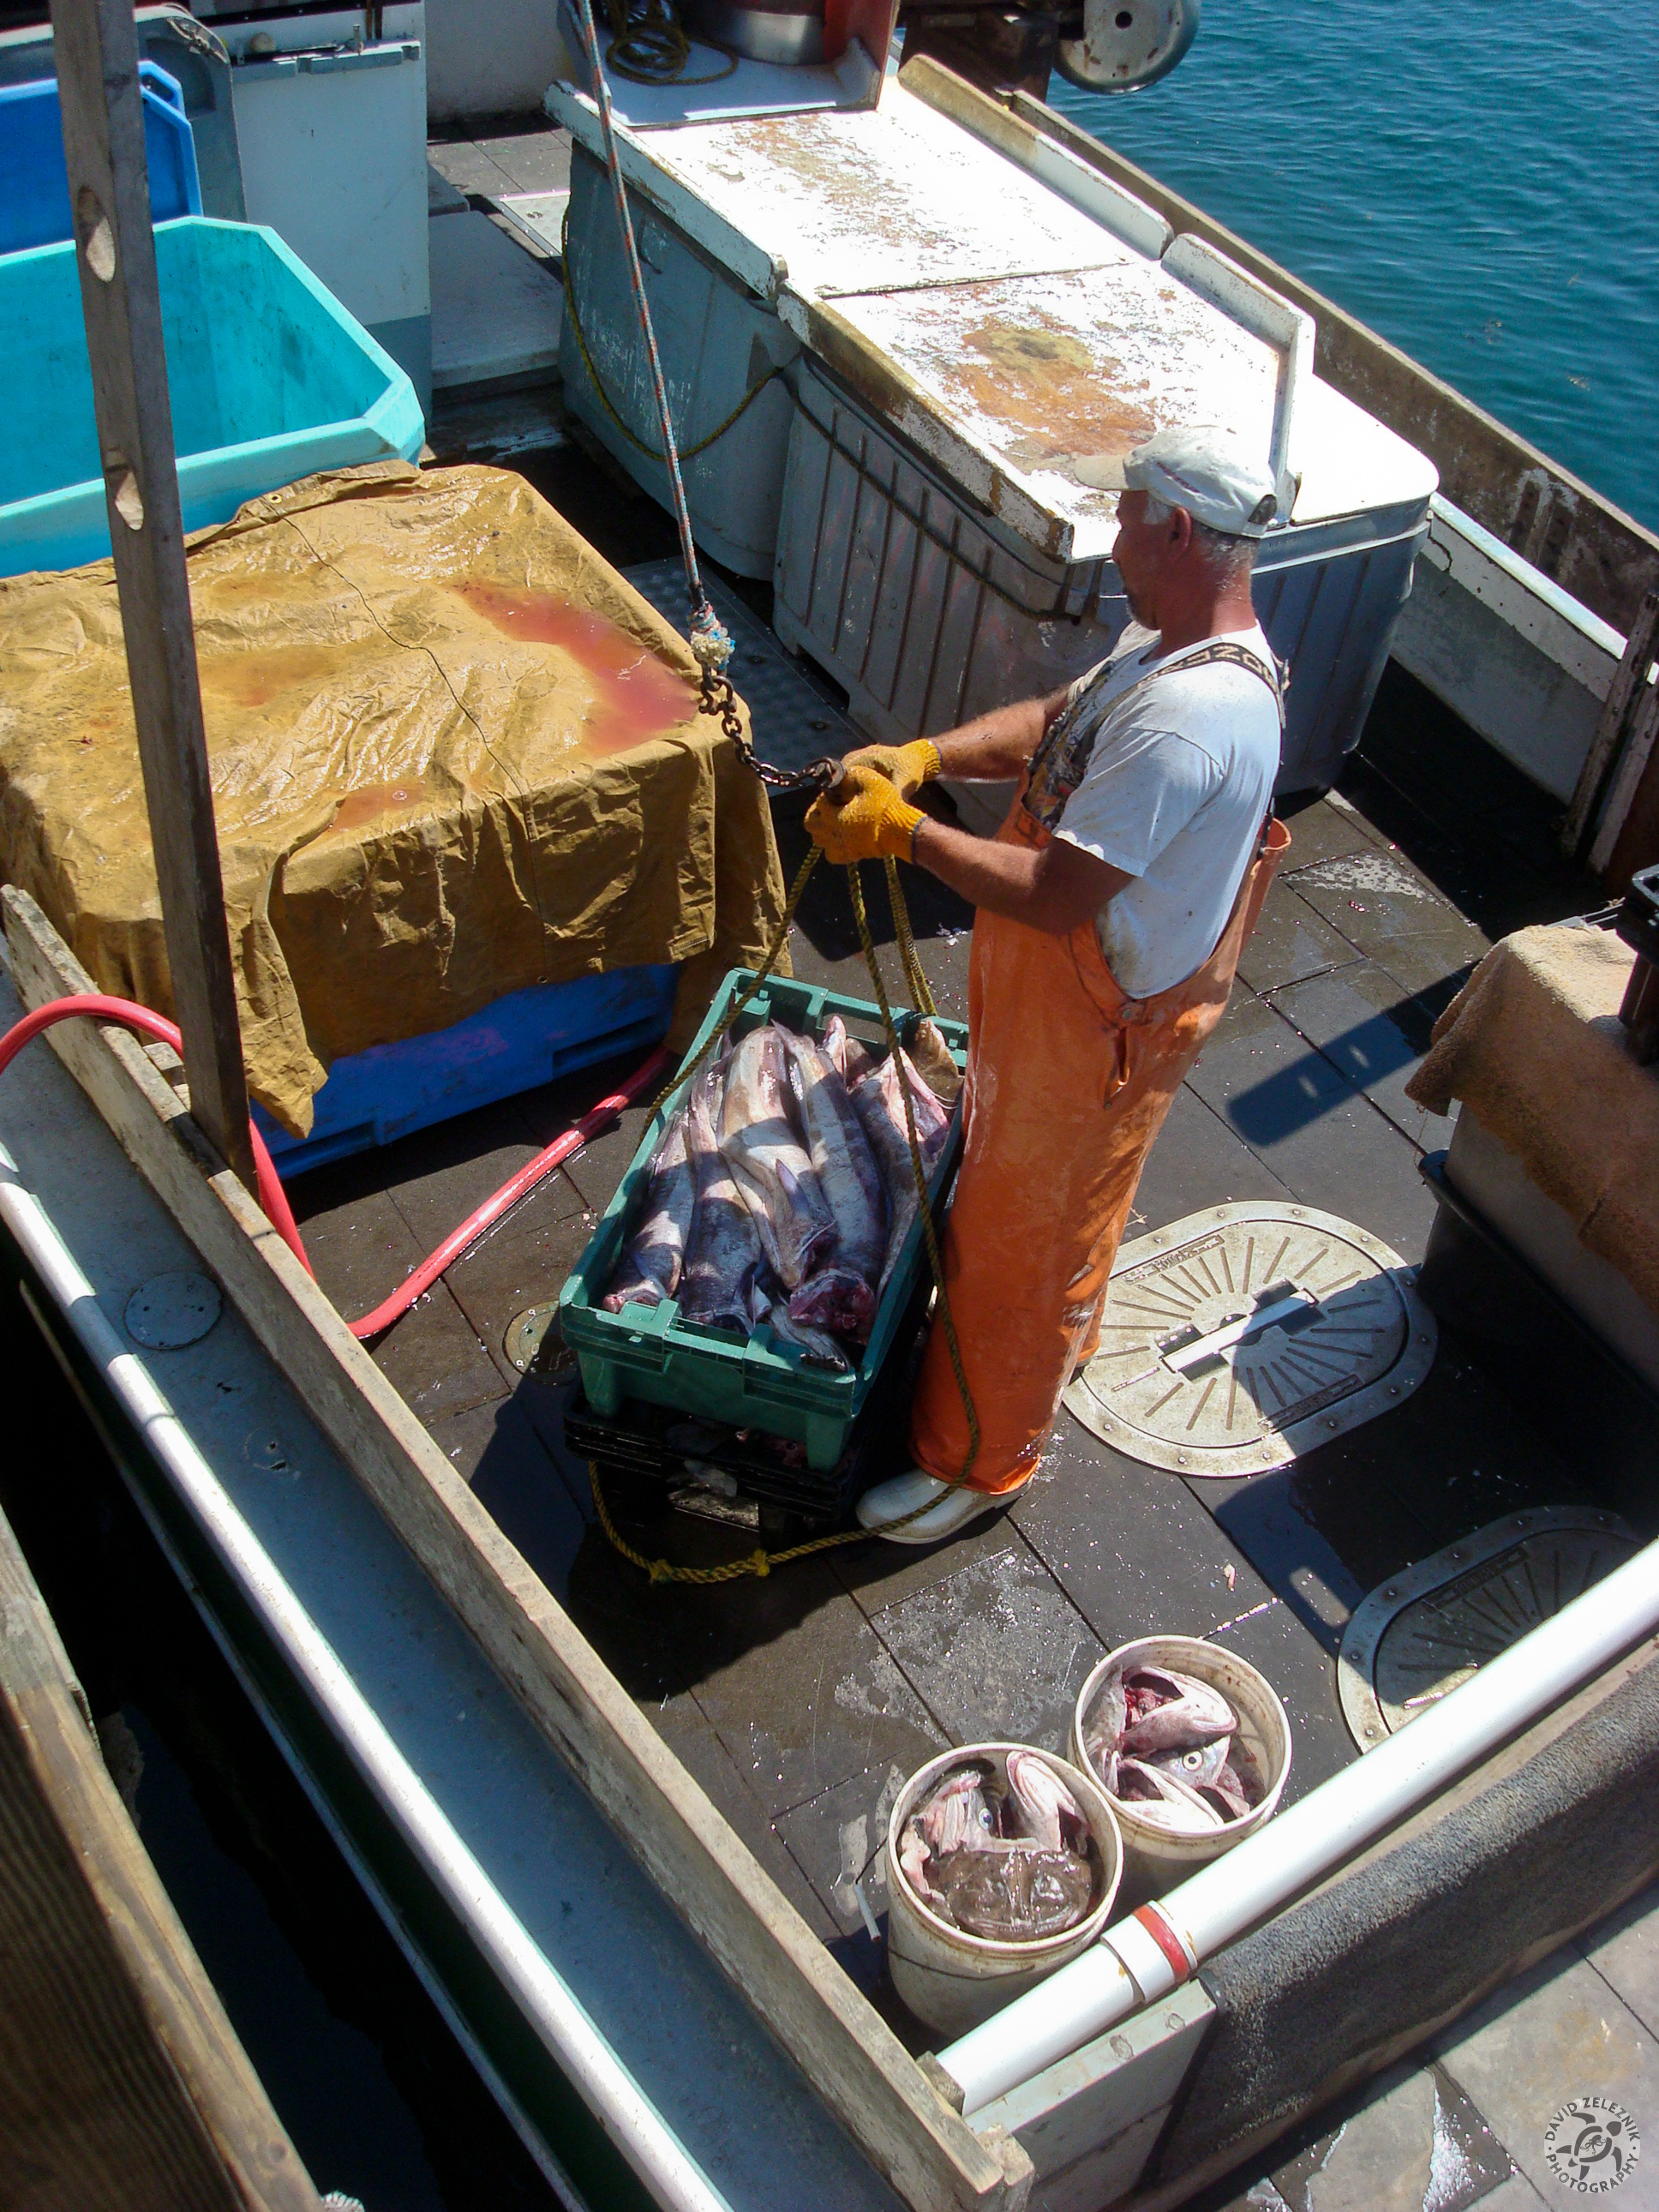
[[559, 970, 967, 1471], [775, 351, 1437, 797]]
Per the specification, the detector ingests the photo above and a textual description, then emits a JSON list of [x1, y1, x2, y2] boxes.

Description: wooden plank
[[0, 887, 1021, 2212], [1565, 588, 1659, 857], [0, 1498, 320, 2212], [47, 0, 255, 1186]]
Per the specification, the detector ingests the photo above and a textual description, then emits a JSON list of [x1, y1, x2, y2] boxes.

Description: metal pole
[[48, 0, 256, 1188]]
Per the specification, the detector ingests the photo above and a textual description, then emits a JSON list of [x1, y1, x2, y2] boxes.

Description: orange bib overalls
[[909, 758, 1290, 1496]]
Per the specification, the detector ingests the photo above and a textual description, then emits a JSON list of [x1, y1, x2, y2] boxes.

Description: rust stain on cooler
[[951, 320, 1155, 469]]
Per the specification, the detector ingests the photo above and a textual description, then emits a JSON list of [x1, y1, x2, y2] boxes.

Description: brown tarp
[[0, 463, 788, 1134], [1405, 921, 1659, 1318]]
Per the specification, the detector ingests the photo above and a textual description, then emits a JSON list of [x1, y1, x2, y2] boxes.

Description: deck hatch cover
[[1064, 1202, 1434, 1476], [1338, 1508, 1640, 1748]]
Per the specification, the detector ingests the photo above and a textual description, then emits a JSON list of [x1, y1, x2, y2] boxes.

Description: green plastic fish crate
[[559, 970, 967, 1470]]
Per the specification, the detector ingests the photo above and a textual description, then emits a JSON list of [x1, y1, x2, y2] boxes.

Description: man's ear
[[1167, 503, 1195, 555]]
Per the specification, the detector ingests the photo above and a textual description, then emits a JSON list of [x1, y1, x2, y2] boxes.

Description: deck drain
[[1339, 1508, 1639, 1748], [124, 1270, 221, 1349], [1063, 1202, 1434, 1476], [505, 1301, 578, 1383]]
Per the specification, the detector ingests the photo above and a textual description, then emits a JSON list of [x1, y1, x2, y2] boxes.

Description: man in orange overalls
[[806, 425, 1291, 1544]]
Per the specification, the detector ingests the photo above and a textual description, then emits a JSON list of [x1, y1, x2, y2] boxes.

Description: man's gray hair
[[1143, 491, 1257, 587]]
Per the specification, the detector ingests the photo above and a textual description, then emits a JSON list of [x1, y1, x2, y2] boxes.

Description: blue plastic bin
[[0, 64, 202, 255], [253, 964, 680, 1178], [0, 216, 425, 578]]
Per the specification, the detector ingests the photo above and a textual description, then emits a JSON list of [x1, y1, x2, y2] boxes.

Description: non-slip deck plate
[[1064, 1202, 1435, 1476], [1338, 1507, 1640, 1749]]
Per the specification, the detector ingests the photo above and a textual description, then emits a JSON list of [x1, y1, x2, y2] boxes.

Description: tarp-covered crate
[[0, 462, 788, 1136]]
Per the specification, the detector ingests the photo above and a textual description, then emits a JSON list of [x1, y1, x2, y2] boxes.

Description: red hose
[[344, 1042, 674, 1341], [0, 994, 314, 1275], [0, 992, 674, 1344]]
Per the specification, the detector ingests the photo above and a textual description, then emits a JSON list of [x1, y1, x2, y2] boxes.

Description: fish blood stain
[[457, 584, 698, 755]]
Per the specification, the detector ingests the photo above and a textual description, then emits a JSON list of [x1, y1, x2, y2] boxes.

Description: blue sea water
[[1046, 0, 1659, 534]]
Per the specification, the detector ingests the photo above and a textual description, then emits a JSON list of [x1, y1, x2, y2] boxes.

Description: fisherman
[[806, 424, 1291, 1544]]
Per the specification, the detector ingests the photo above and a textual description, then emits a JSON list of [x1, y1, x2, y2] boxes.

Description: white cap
[[1122, 424, 1279, 538]]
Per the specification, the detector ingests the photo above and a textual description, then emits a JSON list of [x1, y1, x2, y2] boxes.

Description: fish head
[[1147, 1737, 1231, 1788], [1119, 1666, 1237, 1756], [1113, 1757, 1226, 1835], [1005, 1749, 1086, 1855]]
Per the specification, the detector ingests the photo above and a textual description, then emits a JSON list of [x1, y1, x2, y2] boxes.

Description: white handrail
[[941, 1527, 1659, 2115], [0, 1144, 736, 2212]]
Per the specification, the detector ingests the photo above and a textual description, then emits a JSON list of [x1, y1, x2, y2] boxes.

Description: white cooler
[[551, 61, 1437, 788]]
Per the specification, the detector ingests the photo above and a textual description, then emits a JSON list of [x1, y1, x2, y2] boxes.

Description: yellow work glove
[[806, 764, 925, 865], [841, 738, 942, 799]]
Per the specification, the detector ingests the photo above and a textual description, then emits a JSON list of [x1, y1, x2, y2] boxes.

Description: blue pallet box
[[0, 64, 202, 255], [1, 215, 424, 578], [254, 964, 680, 1178]]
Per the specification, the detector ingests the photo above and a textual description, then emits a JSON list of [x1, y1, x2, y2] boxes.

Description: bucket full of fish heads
[[885, 1745, 1122, 2039], [1071, 1637, 1291, 1906], [559, 972, 966, 1472]]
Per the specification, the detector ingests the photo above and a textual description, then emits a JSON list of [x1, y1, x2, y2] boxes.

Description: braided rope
[[601, 0, 737, 84], [560, 201, 788, 465], [883, 854, 937, 1019]]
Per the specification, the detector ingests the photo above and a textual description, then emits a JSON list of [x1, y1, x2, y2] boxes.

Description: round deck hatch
[[1338, 1508, 1639, 1749], [1063, 1202, 1434, 1477]]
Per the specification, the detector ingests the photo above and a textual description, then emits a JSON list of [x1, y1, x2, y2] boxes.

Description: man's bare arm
[[929, 688, 1071, 782], [910, 816, 1131, 936]]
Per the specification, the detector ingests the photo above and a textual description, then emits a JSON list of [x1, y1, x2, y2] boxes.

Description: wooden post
[[48, 0, 256, 1188]]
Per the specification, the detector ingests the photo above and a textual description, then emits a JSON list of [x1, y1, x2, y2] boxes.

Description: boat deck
[[287, 410, 1648, 2036]]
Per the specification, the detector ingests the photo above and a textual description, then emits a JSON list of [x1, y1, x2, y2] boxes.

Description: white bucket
[[884, 1743, 1123, 2041], [1070, 1636, 1291, 1909]]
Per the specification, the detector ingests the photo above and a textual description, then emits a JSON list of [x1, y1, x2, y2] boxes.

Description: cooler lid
[[548, 75, 1159, 302], [787, 242, 1311, 565]]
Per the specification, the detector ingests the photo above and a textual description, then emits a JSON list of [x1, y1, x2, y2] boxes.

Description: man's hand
[[806, 764, 924, 865], [840, 738, 942, 798]]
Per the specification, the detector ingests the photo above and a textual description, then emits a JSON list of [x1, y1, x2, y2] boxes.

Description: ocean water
[[1046, 0, 1659, 534]]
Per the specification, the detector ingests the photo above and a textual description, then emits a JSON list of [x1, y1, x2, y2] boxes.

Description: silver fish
[[850, 1048, 952, 1290], [601, 1107, 696, 1311], [1114, 1757, 1227, 1835], [782, 1029, 887, 1341], [1119, 1666, 1237, 1757], [680, 1066, 762, 1331], [822, 1013, 877, 1088], [720, 1026, 837, 1289], [1004, 1749, 1086, 1854]]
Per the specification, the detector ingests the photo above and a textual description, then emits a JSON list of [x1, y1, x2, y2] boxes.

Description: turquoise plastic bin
[[0, 65, 201, 254], [0, 216, 425, 578]]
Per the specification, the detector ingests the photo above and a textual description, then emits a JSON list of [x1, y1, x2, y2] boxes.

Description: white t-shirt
[[1022, 624, 1282, 998]]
